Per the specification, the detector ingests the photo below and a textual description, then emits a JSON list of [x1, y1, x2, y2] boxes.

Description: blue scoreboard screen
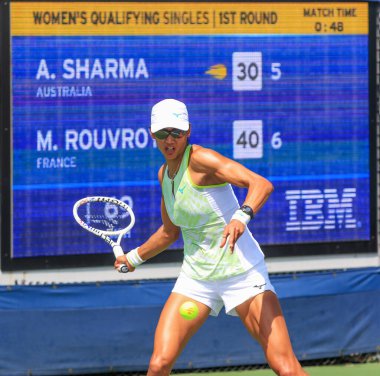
[[2, 1, 376, 270]]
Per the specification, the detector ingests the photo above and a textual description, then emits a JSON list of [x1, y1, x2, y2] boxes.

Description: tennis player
[[115, 99, 308, 376]]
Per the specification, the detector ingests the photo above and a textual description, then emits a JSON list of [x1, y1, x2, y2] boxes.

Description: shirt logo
[[253, 283, 266, 290], [178, 185, 186, 194]]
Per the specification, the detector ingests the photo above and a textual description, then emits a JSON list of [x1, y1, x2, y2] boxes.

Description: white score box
[[232, 52, 262, 91], [233, 120, 263, 159]]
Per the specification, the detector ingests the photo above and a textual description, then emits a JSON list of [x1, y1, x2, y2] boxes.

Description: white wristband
[[231, 209, 251, 226], [126, 247, 145, 268]]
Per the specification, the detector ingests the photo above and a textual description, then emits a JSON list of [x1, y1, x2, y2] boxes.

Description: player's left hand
[[220, 219, 246, 253]]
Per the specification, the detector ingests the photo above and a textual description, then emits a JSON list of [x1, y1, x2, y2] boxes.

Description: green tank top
[[162, 145, 264, 281]]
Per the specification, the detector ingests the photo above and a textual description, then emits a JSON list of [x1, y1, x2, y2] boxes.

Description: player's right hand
[[114, 255, 135, 272]]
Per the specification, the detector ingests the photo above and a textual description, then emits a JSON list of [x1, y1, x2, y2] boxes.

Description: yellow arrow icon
[[205, 64, 227, 80]]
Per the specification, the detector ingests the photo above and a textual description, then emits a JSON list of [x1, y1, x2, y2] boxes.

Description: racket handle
[[113, 245, 128, 273], [113, 245, 125, 258], [118, 264, 129, 273]]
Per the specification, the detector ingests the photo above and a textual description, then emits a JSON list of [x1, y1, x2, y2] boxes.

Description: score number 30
[[233, 52, 281, 91]]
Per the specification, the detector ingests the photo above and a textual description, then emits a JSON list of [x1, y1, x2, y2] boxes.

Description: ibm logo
[[285, 188, 357, 231]]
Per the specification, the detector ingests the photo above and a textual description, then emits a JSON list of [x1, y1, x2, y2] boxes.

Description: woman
[[115, 99, 308, 376]]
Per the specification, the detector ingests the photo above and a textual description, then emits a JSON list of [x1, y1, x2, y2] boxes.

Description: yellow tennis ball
[[179, 301, 199, 320]]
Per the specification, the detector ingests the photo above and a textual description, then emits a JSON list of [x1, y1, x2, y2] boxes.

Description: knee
[[148, 353, 174, 376], [277, 367, 298, 376], [272, 356, 305, 376]]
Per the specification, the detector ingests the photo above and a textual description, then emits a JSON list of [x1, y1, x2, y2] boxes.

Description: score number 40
[[233, 120, 282, 159]]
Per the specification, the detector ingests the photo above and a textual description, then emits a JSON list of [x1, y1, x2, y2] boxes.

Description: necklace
[[168, 160, 181, 180], [168, 158, 182, 197]]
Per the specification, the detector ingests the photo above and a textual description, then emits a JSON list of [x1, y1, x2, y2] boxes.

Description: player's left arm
[[190, 146, 274, 250]]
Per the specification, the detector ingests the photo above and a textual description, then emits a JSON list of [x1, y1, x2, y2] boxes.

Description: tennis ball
[[179, 301, 199, 320]]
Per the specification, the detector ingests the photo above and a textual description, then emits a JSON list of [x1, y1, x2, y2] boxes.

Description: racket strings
[[77, 201, 132, 232]]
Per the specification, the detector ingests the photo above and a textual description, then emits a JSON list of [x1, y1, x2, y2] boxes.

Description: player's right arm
[[135, 197, 180, 259], [114, 164, 180, 271]]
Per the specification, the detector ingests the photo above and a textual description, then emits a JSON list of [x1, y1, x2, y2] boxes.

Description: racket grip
[[118, 264, 129, 273], [113, 245, 125, 258]]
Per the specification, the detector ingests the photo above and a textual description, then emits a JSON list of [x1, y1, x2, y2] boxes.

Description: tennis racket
[[73, 196, 135, 273]]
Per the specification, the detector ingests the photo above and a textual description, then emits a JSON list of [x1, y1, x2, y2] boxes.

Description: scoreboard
[[1, 1, 377, 270]]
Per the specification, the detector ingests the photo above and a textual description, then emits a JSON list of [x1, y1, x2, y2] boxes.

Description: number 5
[[271, 63, 281, 80]]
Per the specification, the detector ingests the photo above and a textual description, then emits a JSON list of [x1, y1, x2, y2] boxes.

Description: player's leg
[[147, 292, 211, 376], [235, 291, 308, 376]]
